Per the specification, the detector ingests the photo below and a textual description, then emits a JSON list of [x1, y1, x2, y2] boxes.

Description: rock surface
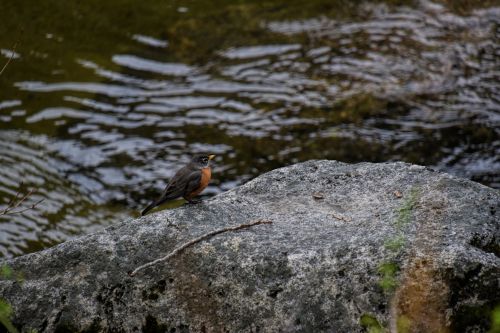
[[1, 161, 499, 333]]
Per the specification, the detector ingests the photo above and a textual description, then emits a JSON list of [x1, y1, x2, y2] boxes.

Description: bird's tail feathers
[[140, 196, 171, 216], [140, 201, 156, 216]]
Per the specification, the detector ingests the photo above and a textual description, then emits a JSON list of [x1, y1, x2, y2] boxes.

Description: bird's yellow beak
[[208, 154, 215, 160]]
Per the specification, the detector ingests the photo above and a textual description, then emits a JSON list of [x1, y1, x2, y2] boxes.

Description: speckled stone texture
[[1, 161, 499, 333]]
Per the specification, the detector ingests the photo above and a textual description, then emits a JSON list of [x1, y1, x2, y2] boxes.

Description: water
[[0, 0, 499, 258]]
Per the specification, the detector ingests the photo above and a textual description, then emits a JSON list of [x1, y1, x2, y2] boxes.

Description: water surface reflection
[[0, 0, 498, 257]]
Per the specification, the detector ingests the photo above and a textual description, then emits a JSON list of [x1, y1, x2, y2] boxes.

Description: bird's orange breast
[[200, 167, 211, 189], [187, 167, 211, 199]]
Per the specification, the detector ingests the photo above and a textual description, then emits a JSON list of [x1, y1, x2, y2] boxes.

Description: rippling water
[[0, 0, 499, 257]]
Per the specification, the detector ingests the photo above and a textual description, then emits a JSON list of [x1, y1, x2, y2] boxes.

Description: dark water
[[0, 0, 499, 258]]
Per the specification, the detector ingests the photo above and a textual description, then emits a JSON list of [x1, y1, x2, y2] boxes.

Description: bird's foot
[[186, 199, 202, 205]]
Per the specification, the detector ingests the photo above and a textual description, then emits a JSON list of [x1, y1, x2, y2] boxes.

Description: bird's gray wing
[[182, 171, 203, 197], [160, 167, 193, 200]]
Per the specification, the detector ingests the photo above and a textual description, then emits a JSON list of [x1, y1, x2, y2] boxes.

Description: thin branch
[[1, 188, 33, 215], [0, 41, 18, 76], [4, 181, 23, 209], [9, 188, 34, 211], [0, 184, 43, 216], [129, 219, 272, 277], [2, 198, 44, 216]]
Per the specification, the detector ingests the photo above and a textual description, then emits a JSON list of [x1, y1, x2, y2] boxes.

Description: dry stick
[[6, 182, 23, 207], [9, 188, 34, 211], [1, 184, 44, 216], [129, 219, 272, 277], [3, 181, 24, 213], [1, 188, 33, 215], [0, 41, 17, 76], [2, 198, 44, 216], [1, 187, 24, 215]]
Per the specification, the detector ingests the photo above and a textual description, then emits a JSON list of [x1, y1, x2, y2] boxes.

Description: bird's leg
[[186, 199, 202, 204]]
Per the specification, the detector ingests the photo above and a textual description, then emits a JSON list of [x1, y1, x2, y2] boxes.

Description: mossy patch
[[377, 186, 420, 294], [360, 313, 384, 333]]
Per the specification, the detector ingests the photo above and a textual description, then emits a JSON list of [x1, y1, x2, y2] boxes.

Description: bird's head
[[191, 154, 215, 169]]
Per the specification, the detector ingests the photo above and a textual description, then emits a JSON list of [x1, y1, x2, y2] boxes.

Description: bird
[[141, 154, 215, 216]]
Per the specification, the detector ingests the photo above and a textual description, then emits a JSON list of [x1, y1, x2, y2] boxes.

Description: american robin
[[141, 154, 215, 216]]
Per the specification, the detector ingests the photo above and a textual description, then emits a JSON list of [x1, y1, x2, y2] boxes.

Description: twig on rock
[[331, 211, 351, 222], [129, 219, 272, 277]]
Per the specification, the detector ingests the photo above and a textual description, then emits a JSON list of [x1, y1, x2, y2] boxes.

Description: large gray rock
[[1, 161, 499, 333]]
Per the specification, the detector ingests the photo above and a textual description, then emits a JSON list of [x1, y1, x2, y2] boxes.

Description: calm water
[[0, 0, 499, 257]]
